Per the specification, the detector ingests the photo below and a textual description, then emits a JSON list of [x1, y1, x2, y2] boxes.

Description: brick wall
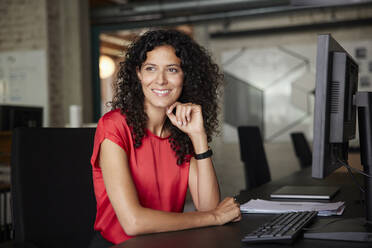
[[0, 0, 47, 51]]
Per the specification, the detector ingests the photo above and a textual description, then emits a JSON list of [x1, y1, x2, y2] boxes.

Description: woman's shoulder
[[102, 109, 126, 120], [99, 109, 128, 127]]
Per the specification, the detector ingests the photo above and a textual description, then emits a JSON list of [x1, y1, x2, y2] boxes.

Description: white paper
[[240, 199, 345, 216]]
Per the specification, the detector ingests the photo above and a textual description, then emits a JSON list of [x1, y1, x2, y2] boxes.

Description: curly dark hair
[[111, 29, 222, 165]]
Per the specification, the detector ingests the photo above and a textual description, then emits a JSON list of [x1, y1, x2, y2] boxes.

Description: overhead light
[[99, 55, 116, 79]]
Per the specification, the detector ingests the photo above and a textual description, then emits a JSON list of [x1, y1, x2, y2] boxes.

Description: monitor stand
[[305, 92, 372, 242]]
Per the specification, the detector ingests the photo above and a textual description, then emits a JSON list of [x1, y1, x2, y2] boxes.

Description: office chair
[[11, 128, 97, 248], [237, 126, 271, 190], [290, 132, 312, 168]]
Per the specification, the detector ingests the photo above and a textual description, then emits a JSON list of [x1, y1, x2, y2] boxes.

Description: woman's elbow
[[120, 213, 146, 236], [123, 224, 140, 236]]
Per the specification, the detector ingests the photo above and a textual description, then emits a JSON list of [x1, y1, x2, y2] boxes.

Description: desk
[[114, 167, 371, 248]]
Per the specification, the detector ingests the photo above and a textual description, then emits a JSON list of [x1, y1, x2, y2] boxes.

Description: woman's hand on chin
[[166, 102, 206, 137]]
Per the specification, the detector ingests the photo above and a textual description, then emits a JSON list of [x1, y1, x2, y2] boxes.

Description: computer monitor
[[312, 34, 372, 241], [0, 105, 43, 131], [312, 34, 359, 179]]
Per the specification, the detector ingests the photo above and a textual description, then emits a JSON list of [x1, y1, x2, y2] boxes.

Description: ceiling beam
[[91, 0, 372, 28]]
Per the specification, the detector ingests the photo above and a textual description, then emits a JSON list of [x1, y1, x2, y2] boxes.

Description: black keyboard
[[242, 211, 317, 244]]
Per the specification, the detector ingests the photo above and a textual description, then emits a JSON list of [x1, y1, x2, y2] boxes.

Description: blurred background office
[[1, 0, 372, 208]]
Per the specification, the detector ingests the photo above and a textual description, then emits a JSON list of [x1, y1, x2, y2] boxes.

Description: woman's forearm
[[195, 158, 220, 210], [189, 133, 221, 211], [123, 207, 217, 236]]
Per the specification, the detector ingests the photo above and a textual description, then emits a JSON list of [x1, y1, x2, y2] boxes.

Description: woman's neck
[[145, 106, 168, 138]]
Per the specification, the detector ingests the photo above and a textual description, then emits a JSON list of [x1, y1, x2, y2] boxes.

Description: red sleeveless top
[[91, 109, 190, 244]]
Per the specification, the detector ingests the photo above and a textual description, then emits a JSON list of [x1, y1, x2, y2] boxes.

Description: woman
[[90, 29, 241, 247]]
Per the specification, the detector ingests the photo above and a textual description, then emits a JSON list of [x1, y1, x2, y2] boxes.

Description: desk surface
[[114, 167, 371, 248]]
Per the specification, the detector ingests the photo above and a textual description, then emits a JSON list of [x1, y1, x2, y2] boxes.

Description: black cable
[[342, 161, 365, 193], [338, 159, 372, 178], [337, 159, 366, 210]]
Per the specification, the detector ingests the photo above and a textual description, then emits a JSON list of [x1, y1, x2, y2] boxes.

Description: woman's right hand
[[212, 197, 242, 225]]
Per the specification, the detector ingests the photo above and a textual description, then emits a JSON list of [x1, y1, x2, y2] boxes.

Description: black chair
[[237, 126, 271, 190], [290, 132, 312, 168], [10, 128, 97, 248]]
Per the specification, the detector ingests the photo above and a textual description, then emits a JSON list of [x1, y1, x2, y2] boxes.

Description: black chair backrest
[[237, 126, 271, 190], [11, 128, 96, 248], [290, 132, 312, 168]]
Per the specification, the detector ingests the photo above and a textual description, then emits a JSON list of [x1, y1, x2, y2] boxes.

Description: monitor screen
[[0, 105, 43, 131], [312, 34, 358, 179]]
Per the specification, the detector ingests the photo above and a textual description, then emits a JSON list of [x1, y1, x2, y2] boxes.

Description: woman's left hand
[[166, 102, 205, 137]]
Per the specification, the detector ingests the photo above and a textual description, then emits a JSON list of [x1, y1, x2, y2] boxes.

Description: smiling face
[[137, 45, 184, 112]]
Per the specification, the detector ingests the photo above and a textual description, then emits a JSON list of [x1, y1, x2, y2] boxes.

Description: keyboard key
[[242, 211, 317, 244]]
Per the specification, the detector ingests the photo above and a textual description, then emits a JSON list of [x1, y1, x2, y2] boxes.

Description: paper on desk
[[240, 199, 345, 216]]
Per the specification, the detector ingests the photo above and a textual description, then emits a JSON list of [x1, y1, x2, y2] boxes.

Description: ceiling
[[98, 29, 143, 58], [90, 0, 372, 58], [90, 0, 372, 27], [91, 1, 199, 58], [98, 25, 193, 58], [90, 0, 289, 58]]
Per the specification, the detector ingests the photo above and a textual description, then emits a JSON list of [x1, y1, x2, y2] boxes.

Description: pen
[[233, 194, 239, 204]]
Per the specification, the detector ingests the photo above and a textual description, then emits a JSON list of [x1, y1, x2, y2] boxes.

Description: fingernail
[[178, 121, 182, 126]]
